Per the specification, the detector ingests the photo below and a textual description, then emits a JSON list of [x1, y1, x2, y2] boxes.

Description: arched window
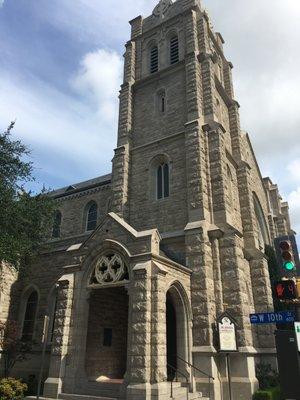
[[86, 202, 98, 231], [157, 163, 169, 200], [22, 291, 38, 342], [52, 210, 62, 238], [170, 35, 179, 65], [150, 45, 159, 73]]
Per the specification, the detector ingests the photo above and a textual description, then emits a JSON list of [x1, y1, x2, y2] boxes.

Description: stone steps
[[168, 382, 208, 400], [59, 394, 117, 400]]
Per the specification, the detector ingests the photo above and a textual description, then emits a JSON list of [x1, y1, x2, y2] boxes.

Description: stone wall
[[0, 263, 19, 323], [85, 286, 128, 380], [52, 184, 111, 239], [129, 134, 188, 233]]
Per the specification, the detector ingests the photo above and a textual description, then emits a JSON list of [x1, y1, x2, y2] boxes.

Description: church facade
[[0, 1, 295, 399]]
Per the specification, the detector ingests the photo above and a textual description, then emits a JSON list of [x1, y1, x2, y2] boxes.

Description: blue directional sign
[[250, 311, 295, 325]]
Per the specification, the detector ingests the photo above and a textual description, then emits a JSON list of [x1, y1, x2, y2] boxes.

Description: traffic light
[[279, 240, 295, 272], [274, 280, 297, 300]]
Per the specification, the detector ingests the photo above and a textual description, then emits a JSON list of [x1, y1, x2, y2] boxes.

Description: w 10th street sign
[[250, 311, 295, 324]]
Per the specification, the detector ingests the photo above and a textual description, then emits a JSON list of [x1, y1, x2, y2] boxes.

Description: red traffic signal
[[279, 241, 295, 271], [274, 280, 297, 300]]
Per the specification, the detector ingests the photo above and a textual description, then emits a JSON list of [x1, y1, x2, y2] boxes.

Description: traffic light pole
[[296, 303, 300, 322]]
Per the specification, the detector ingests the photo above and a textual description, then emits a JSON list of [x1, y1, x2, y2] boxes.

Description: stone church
[[0, 0, 295, 399]]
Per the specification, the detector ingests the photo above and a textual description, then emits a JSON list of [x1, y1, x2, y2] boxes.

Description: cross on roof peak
[[152, 0, 173, 19]]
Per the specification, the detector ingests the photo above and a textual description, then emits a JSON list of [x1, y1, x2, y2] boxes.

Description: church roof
[[49, 173, 112, 198]]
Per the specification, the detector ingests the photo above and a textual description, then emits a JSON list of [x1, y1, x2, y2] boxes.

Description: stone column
[[249, 255, 275, 349], [185, 224, 220, 399], [111, 39, 135, 220], [219, 234, 259, 399], [43, 274, 74, 398], [210, 237, 224, 317], [204, 122, 230, 224], [126, 262, 152, 400], [184, 120, 211, 223], [150, 266, 169, 399]]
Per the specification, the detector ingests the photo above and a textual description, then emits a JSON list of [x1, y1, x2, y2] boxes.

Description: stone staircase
[[59, 394, 117, 400], [26, 382, 209, 400], [168, 382, 208, 400]]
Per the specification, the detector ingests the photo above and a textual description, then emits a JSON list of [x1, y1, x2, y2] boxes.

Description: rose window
[[89, 253, 129, 286]]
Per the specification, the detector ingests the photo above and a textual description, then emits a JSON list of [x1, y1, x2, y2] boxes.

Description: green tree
[[0, 122, 55, 268], [0, 320, 32, 378]]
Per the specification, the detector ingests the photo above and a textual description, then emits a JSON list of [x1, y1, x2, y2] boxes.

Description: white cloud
[[32, 0, 157, 45], [71, 49, 123, 124], [287, 159, 300, 184], [288, 188, 300, 235], [0, 47, 123, 187], [0, 0, 4, 7]]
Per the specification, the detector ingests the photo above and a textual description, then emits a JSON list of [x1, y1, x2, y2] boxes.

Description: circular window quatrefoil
[[89, 253, 129, 286]]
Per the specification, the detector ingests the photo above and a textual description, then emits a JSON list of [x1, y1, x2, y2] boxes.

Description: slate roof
[[49, 173, 112, 198]]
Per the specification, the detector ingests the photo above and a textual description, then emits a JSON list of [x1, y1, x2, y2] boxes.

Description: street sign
[[250, 311, 295, 324], [295, 322, 300, 352]]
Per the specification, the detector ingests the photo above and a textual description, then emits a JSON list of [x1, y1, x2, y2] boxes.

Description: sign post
[[37, 316, 49, 400], [217, 312, 238, 400], [295, 322, 300, 352]]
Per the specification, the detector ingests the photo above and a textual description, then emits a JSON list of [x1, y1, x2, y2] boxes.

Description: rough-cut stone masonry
[[0, 1, 294, 399]]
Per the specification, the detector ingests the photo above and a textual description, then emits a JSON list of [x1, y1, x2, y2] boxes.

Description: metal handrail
[[167, 362, 189, 399], [176, 355, 214, 399]]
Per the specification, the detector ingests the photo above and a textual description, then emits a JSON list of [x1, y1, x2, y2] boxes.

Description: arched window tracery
[[157, 163, 169, 200], [21, 291, 38, 342], [253, 193, 270, 250], [86, 202, 98, 231], [89, 252, 129, 287]]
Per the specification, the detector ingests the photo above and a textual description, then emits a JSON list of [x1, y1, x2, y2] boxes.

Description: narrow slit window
[[52, 211, 62, 238], [161, 96, 165, 113], [86, 203, 98, 231], [150, 46, 159, 73], [157, 163, 169, 200], [170, 36, 179, 65]]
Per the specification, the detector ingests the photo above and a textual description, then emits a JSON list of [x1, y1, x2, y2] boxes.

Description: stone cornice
[[133, 59, 185, 89], [214, 76, 235, 108], [225, 149, 239, 169], [55, 184, 111, 203], [131, 130, 184, 152]]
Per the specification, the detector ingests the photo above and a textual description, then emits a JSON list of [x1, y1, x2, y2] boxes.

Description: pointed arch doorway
[[166, 283, 191, 381]]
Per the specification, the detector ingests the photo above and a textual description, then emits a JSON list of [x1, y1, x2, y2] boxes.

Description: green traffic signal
[[283, 261, 295, 271]]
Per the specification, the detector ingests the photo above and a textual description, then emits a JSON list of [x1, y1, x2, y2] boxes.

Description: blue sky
[[0, 0, 300, 242]]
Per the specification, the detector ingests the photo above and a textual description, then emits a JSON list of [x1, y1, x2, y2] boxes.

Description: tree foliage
[[0, 320, 32, 378], [0, 122, 55, 268]]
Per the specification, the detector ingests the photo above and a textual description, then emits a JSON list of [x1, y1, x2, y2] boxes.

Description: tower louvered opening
[[150, 46, 159, 73], [170, 36, 179, 64]]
